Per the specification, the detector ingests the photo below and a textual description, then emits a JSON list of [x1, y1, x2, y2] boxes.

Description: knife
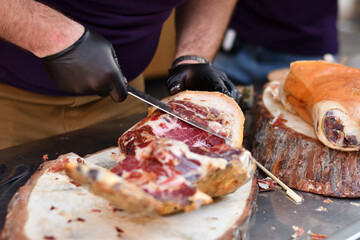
[[127, 85, 230, 142]]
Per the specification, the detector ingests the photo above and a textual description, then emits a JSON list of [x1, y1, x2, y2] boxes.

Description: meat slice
[[111, 138, 213, 213], [119, 108, 225, 155], [66, 138, 254, 215], [119, 91, 245, 154], [65, 91, 254, 215], [279, 60, 360, 151]]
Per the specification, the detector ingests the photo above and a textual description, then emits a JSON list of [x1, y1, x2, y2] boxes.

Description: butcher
[[0, 0, 242, 149]]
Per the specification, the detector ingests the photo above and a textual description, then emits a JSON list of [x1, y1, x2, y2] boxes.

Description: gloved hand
[[167, 62, 242, 105], [42, 28, 127, 102]]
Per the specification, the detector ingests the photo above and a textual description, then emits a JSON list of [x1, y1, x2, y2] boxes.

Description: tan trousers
[[0, 75, 147, 149]]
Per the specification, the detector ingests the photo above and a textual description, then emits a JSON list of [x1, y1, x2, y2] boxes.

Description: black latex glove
[[167, 63, 242, 105], [42, 28, 127, 102]]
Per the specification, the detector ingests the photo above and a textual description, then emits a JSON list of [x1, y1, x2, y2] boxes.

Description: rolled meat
[[279, 60, 360, 151]]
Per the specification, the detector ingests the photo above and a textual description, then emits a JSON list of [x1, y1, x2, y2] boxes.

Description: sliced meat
[[65, 91, 254, 215]]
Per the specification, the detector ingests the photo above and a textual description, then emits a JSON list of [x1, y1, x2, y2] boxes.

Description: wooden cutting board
[[252, 81, 360, 197], [1, 147, 257, 240]]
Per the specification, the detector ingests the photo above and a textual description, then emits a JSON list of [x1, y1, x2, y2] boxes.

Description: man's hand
[[42, 28, 128, 102], [1, 1, 127, 102], [169, 0, 240, 103], [167, 62, 242, 104]]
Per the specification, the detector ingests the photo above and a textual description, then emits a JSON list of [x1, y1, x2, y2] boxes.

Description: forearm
[[174, 0, 236, 62], [0, 0, 84, 57]]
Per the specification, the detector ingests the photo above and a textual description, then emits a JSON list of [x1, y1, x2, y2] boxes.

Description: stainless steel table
[[1, 113, 360, 239], [248, 185, 360, 239]]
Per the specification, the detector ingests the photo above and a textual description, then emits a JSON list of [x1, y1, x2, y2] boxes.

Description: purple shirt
[[230, 0, 338, 55], [0, 0, 185, 96]]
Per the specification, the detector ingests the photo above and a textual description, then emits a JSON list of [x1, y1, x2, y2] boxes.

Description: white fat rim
[[263, 82, 316, 138], [313, 101, 360, 151]]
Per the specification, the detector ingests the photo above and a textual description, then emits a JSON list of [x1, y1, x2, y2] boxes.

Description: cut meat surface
[[113, 139, 251, 203], [65, 91, 254, 215], [119, 100, 228, 155], [120, 91, 244, 155], [112, 138, 238, 211], [112, 139, 205, 206]]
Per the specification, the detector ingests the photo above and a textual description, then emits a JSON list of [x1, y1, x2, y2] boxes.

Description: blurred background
[[338, 0, 360, 68], [144, 0, 360, 85]]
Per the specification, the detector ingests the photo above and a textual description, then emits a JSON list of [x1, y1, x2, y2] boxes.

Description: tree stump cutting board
[[1, 147, 257, 240], [252, 81, 360, 198]]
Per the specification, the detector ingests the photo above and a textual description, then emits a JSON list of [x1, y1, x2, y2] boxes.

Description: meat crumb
[[316, 206, 328, 212], [42, 154, 49, 161], [43, 236, 55, 240], [113, 207, 124, 212], [48, 158, 70, 172], [350, 202, 360, 207], [308, 230, 328, 239], [115, 226, 124, 237], [270, 226, 276, 230], [76, 217, 85, 222], [257, 177, 277, 191], [69, 181, 80, 187], [270, 111, 287, 126], [323, 198, 333, 203], [291, 225, 304, 239]]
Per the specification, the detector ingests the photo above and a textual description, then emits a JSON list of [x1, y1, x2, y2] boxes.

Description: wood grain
[[252, 87, 360, 198]]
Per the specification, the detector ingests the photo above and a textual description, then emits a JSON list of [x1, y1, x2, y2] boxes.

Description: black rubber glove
[[167, 62, 242, 105], [42, 28, 127, 102]]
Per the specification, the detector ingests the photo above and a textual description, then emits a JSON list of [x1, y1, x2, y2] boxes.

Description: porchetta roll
[[279, 60, 360, 151]]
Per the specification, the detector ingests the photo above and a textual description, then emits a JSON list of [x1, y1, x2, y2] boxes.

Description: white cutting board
[[17, 147, 257, 240]]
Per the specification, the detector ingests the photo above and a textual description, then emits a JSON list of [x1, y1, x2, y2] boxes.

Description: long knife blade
[[127, 85, 230, 142]]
